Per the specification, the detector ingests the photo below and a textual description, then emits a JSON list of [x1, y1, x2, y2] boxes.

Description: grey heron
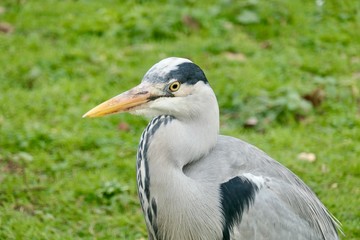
[[83, 57, 341, 240]]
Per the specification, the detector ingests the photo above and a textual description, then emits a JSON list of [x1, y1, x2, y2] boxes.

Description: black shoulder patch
[[220, 176, 259, 240]]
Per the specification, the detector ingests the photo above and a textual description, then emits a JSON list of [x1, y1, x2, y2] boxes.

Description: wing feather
[[184, 135, 340, 240]]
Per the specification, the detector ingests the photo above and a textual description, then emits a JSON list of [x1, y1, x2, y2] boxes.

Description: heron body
[[84, 57, 340, 240]]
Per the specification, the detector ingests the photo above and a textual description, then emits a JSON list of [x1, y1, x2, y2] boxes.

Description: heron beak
[[83, 83, 155, 118]]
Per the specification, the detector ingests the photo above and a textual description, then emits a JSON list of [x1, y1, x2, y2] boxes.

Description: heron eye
[[169, 81, 181, 92]]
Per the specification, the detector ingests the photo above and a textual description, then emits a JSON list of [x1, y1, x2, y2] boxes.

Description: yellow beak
[[83, 83, 153, 118]]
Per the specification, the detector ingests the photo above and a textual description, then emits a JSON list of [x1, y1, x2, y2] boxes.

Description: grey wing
[[184, 135, 340, 240], [232, 177, 339, 240]]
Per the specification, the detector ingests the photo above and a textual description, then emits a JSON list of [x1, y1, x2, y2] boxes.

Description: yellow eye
[[169, 81, 181, 92]]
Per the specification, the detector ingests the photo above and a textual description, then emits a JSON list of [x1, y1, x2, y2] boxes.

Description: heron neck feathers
[[137, 86, 222, 239], [148, 90, 219, 168]]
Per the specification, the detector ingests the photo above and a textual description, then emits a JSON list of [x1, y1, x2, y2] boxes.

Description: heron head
[[83, 57, 215, 119]]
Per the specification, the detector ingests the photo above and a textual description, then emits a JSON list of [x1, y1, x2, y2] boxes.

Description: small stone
[[244, 117, 258, 128]]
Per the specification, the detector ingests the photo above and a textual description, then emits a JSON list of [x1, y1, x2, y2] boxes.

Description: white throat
[[136, 83, 222, 239], [148, 83, 219, 168]]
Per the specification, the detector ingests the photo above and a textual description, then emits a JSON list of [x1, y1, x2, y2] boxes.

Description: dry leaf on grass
[[302, 88, 325, 108], [224, 52, 247, 62], [0, 22, 14, 34], [182, 15, 200, 31], [0, 6, 5, 15], [118, 122, 130, 132], [297, 152, 316, 162]]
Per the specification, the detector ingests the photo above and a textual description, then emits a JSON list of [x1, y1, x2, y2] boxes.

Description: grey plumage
[[184, 136, 340, 240], [83, 57, 341, 240]]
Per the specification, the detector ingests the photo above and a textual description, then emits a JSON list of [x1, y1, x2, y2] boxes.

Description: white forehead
[[145, 57, 192, 78]]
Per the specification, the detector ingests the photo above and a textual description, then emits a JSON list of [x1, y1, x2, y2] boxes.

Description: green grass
[[0, 0, 359, 239]]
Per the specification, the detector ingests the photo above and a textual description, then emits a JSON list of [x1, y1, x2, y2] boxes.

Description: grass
[[0, 0, 359, 239]]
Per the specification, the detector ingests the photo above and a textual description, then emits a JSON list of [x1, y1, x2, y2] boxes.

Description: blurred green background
[[0, 0, 359, 239]]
